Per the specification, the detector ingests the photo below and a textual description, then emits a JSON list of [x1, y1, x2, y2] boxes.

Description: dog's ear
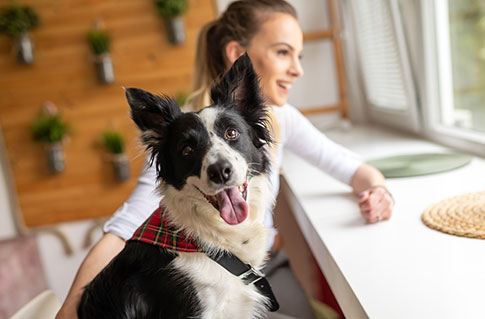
[[210, 53, 272, 147], [210, 53, 263, 108], [125, 88, 181, 146]]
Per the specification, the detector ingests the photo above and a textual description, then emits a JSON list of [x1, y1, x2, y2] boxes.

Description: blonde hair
[[186, 0, 297, 110]]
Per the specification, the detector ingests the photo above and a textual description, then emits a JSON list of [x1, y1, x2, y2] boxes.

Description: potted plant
[[32, 102, 70, 174], [154, 0, 188, 45], [87, 22, 114, 84], [101, 130, 130, 182], [0, 2, 39, 64]]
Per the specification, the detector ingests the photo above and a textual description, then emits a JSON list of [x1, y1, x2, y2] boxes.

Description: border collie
[[78, 54, 278, 319]]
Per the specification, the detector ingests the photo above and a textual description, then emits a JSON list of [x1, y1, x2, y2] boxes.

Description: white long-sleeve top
[[103, 104, 363, 248]]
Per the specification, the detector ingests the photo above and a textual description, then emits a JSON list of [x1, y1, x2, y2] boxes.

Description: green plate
[[367, 153, 473, 178]]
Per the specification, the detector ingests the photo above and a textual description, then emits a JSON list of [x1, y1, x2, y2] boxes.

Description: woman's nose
[[289, 57, 304, 78]]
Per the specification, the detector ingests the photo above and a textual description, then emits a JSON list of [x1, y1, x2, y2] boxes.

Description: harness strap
[[208, 253, 279, 312]]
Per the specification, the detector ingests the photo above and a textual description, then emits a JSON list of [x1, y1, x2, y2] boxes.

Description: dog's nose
[[208, 161, 232, 184]]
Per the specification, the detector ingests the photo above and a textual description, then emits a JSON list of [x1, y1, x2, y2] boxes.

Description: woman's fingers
[[359, 186, 394, 223]]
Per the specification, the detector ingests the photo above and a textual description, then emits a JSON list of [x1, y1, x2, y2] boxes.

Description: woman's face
[[246, 13, 304, 106]]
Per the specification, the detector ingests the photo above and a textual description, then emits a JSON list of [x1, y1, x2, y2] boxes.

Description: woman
[[57, 1, 393, 318]]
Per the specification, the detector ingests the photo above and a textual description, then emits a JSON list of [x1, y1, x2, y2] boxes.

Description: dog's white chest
[[172, 253, 267, 319]]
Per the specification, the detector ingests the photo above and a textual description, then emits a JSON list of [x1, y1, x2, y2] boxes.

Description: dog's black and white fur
[[78, 54, 276, 319]]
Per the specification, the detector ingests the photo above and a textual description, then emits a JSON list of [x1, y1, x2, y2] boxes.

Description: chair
[[10, 290, 60, 319]]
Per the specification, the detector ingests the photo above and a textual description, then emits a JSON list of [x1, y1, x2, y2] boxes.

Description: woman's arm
[[103, 160, 162, 239], [350, 163, 394, 223], [278, 104, 363, 184], [279, 105, 393, 223], [55, 233, 125, 319]]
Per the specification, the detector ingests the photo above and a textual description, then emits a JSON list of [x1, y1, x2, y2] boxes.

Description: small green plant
[[32, 112, 69, 144], [102, 130, 124, 154], [154, 0, 188, 19], [87, 28, 110, 55], [0, 2, 39, 37]]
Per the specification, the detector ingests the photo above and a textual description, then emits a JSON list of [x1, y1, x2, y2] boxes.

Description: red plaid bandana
[[129, 206, 202, 253]]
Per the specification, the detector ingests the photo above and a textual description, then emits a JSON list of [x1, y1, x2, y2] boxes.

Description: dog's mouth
[[195, 182, 249, 225]]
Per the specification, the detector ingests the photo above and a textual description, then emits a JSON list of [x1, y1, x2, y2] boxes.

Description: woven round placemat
[[422, 191, 485, 239]]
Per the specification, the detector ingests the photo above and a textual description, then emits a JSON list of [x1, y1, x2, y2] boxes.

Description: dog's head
[[126, 54, 272, 226]]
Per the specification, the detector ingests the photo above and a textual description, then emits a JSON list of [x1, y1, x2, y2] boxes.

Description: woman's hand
[[358, 185, 394, 223], [350, 163, 394, 223]]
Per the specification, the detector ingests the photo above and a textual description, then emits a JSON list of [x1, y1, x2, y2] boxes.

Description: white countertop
[[280, 125, 485, 319]]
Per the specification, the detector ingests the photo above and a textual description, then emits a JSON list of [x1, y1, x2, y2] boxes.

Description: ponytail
[[185, 20, 217, 110]]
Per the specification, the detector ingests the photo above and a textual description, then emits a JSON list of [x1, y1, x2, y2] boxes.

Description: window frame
[[421, 0, 485, 156]]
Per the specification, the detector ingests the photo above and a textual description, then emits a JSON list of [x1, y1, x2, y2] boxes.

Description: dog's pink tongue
[[216, 187, 248, 225]]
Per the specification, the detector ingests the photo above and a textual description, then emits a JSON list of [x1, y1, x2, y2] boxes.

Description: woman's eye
[[225, 128, 239, 140], [182, 146, 193, 156], [277, 49, 289, 56]]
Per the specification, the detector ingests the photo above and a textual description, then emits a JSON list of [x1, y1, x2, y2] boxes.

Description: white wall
[[0, 125, 17, 240], [286, 0, 340, 111], [36, 221, 103, 301]]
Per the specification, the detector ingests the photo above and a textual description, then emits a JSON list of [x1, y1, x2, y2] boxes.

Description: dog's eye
[[182, 146, 193, 156], [225, 128, 239, 140]]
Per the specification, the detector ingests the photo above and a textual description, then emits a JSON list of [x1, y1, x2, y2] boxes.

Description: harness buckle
[[239, 266, 265, 285]]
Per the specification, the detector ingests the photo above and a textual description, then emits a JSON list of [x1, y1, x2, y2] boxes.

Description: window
[[439, 1, 485, 132], [349, 0, 420, 132], [422, 0, 485, 153]]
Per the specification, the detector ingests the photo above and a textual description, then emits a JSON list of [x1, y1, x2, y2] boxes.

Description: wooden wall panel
[[0, 0, 216, 227]]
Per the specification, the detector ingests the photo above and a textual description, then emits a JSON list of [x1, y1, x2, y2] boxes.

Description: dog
[[77, 53, 278, 319]]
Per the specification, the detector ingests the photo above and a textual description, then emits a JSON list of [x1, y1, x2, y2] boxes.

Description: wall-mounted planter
[[45, 142, 65, 174], [0, 3, 39, 65], [32, 102, 70, 174], [102, 130, 129, 182], [112, 153, 130, 182], [154, 0, 188, 45], [165, 16, 185, 44], [87, 22, 114, 84], [15, 33, 34, 64], [95, 54, 114, 84]]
